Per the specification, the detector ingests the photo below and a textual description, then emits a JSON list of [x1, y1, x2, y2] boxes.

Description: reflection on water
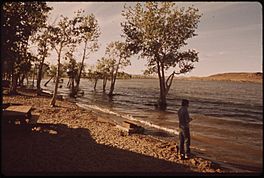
[[41, 78, 263, 172]]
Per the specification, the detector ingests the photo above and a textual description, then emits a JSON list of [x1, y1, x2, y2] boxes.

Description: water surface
[[42, 78, 263, 172]]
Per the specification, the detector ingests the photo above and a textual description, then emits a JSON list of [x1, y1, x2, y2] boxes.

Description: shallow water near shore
[[42, 78, 263, 172]]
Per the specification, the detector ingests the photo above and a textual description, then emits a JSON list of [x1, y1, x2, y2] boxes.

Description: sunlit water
[[42, 78, 263, 172]]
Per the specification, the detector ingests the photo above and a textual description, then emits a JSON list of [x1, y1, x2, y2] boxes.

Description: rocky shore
[[2, 89, 229, 175]]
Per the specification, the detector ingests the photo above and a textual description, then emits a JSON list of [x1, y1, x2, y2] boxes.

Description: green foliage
[[121, 2, 202, 74], [45, 9, 101, 102], [64, 49, 79, 79], [105, 41, 131, 71], [95, 56, 131, 80], [103, 41, 132, 95], [2, 2, 52, 70], [47, 15, 77, 105], [31, 28, 51, 61], [96, 57, 111, 79], [74, 10, 101, 52], [46, 16, 73, 53], [121, 2, 202, 109], [2, 2, 52, 93], [117, 72, 132, 79], [72, 10, 101, 92]]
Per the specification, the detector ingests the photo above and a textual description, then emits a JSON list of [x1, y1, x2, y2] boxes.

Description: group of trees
[[2, 2, 202, 110], [44, 11, 100, 106], [2, 2, 52, 94], [2, 2, 101, 107]]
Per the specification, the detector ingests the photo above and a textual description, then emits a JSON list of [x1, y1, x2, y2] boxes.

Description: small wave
[[76, 103, 179, 135], [77, 103, 120, 116], [42, 89, 53, 94]]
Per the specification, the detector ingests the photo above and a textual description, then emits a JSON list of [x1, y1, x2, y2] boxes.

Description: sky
[[43, 1, 262, 77]]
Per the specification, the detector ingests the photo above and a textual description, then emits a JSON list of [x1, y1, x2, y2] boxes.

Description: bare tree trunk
[[32, 67, 35, 87], [26, 74, 29, 86], [69, 77, 75, 97], [50, 48, 61, 107], [37, 58, 45, 95], [102, 77, 107, 92], [67, 77, 71, 88], [164, 71, 176, 97], [108, 59, 120, 96], [20, 74, 26, 87], [18, 74, 24, 86], [109, 82, 114, 96], [44, 75, 53, 87], [10, 75, 18, 94], [156, 60, 167, 110], [109, 73, 117, 96], [108, 70, 115, 96], [75, 40, 88, 93], [94, 78, 98, 91], [10, 68, 18, 94]]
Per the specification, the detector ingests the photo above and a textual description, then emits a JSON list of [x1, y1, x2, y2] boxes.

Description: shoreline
[[41, 77, 262, 85], [2, 88, 259, 175]]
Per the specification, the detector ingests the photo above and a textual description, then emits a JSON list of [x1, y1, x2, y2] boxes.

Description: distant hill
[[130, 72, 262, 83], [184, 72, 262, 83]]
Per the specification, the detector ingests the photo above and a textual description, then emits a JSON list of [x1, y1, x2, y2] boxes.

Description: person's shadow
[[2, 122, 195, 176]]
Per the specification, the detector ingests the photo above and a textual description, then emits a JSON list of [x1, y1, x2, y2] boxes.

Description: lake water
[[42, 78, 263, 172]]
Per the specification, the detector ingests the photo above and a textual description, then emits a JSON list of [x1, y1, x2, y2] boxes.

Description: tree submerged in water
[[47, 10, 100, 106], [121, 2, 202, 110], [104, 41, 131, 96]]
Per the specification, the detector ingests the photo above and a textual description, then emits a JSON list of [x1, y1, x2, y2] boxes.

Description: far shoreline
[[104, 72, 263, 83]]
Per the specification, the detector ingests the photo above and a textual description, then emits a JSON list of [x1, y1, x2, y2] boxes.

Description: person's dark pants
[[179, 127, 190, 156]]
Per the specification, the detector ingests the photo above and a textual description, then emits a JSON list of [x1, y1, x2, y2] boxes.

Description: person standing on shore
[[177, 99, 192, 160]]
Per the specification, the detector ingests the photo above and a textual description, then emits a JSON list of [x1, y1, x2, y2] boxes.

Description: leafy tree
[[96, 57, 111, 92], [1, 2, 52, 94], [92, 71, 103, 91], [73, 10, 100, 94], [117, 71, 132, 79], [18, 52, 37, 86], [31, 27, 51, 95], [47, 16, 76, 107], [104, 41, 131, 96], [84, 67, 101, 91], [64, 48, 79, 97], [76, 62, 87, 78], [121, 2, 202, 110]]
